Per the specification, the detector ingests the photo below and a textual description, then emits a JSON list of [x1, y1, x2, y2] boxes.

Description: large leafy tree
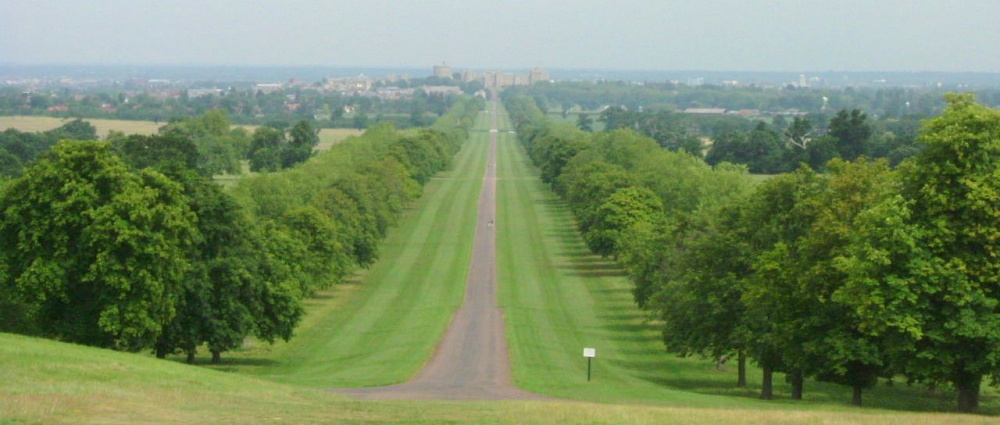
[[838, 94, 1000, 412], [158, 110, 248, 175], [828, 109, 873, 161], [0, 141, 196, 350], [584, 186, 664, 258]]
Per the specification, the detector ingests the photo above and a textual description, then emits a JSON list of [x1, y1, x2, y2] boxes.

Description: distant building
[[420, 86, 463, 96], [321, 76, 372, 94], [187, 88, 223, 98], [461, 70, 478, 83], [683, 108, 726, 115], [431, 63, 549, 88], [529, 67, 549, 84], [254, 83, 283, 94], [433, 62, 453, 79]]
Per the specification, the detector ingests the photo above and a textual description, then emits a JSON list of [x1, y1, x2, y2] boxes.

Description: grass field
[[0, 115, 162, 138], [0, 116, 361, 151], [3, 107, 1000, 423], [6, 334, 986, 425]]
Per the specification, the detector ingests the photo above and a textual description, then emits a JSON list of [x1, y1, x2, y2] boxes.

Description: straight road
[[334, 97, 544, 400]]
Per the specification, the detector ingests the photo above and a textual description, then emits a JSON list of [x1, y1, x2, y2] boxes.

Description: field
[[0, 115, 162, 138], [2, 107, 999, 424], [0, 116, 361, 151]]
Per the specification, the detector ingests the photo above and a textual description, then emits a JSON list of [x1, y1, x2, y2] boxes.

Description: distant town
[[0, 63, 551, 104]]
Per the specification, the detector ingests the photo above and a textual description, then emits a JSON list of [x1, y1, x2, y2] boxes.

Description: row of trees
[[0, 119, 99, 177], [0, 96, 483, 362], [595, 105, 924, 173], [505, 92, 1000, 412], [511, 79, 1000, 119]]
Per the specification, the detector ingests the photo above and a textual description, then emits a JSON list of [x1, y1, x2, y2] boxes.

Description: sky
[[2, 0, 999, 72]]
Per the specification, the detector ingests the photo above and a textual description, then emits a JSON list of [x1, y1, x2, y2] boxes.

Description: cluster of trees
[[0, 96, 483, 363], [510, 80, 1000, 119], [0, 119, 98, 177], [143, 110, 324, 176], [705, 109, 923, 173], [0, 78, 477, 130], [594, 105, 924, 173], [506, 92, 1000, 412]]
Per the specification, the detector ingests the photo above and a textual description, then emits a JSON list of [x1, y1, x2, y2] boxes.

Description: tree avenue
[[504, 91, 1000, 412], [0, 96, 484, 362]]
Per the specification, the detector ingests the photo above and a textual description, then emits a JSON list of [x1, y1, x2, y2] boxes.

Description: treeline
[[595, 106, 924, 173], [505, 92, 1000, 413], [0, 111, 325, 180], [511, 80, 1000, 118], [0, 118, 99, 177], [0, 96, 484, 363], [0, 79, 479, 129]]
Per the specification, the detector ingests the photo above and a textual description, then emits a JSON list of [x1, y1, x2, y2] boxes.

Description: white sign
[[583, 348, 596, 358]]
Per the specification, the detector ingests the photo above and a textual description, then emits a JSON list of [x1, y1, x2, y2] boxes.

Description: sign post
[[583, 348, 596, 381]]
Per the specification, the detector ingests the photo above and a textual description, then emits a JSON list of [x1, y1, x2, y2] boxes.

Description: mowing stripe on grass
[[242, 113, 493, 387]]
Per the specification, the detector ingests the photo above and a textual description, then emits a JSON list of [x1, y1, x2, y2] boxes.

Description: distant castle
[[432, 62, 549, 88]]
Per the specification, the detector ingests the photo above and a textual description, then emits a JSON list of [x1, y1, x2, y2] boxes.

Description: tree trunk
[[211, 349, 221, 364], [790, 368, 804, 400], [955, 373, 981, 413], [760, 366, 773, 400], [737, 351, 747, 387], [852, 384, 863, 406], [155, 345, 167, 359], [186, 350, 196, 364], [927, 381, 936, 396]]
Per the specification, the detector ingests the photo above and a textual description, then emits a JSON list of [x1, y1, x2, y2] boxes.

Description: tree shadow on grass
[[561, 262, 628, 278], [164, 354, 281, 370]]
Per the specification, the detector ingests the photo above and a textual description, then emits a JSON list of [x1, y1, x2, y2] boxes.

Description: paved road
[[332, 97, 545, 400]]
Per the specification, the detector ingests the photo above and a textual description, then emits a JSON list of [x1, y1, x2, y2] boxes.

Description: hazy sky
[[2, 0, 998, 72]]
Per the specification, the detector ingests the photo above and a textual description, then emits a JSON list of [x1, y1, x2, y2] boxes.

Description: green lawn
[[6, 332, 983, 425]]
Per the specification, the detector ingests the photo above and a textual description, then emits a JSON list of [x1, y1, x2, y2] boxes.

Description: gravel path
[[331, 99, 547, 400]]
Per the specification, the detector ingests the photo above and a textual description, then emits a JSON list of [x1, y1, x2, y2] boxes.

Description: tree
[[584, 186, 664, 258], [576, 113, 594, 132], [784, 116, 813, 150], [283, 120, 318, 169], [828, 109, 872, 161], [158, 110, 247, 175], [249, 126, 284, 172], [111, 134, 199, 173], [837, 94, 1000, 412], [654, 203, 752, 387], [0, 141, 196, 350], [48, 118, 98, 141]]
